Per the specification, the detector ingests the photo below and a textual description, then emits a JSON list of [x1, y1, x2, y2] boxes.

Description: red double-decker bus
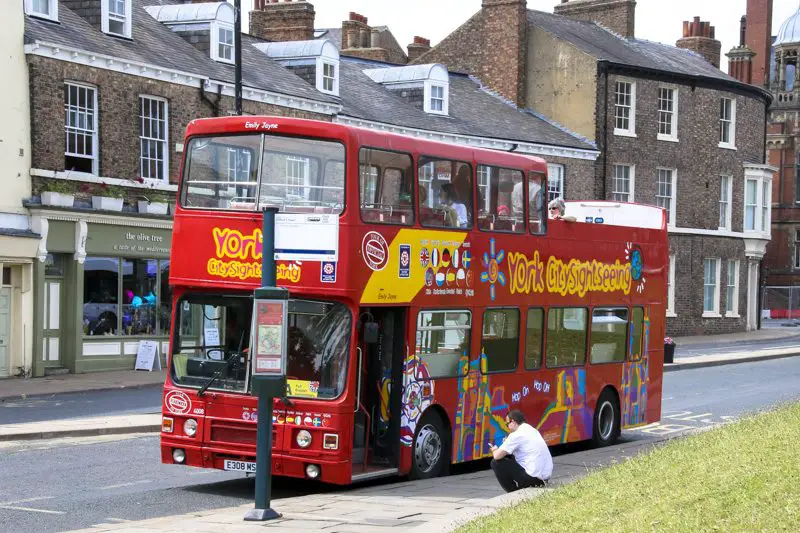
[[160, 116, 667, 485]]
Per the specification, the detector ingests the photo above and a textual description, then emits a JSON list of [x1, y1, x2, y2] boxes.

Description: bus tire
[[592, 389, 620, 447], [410, 410, 449, 480]]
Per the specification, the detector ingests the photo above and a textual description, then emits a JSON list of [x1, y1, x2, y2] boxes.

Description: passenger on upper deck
[[512, 178, 542, 222], [548, 198, 576, 223], [439, 183, 468, 228]]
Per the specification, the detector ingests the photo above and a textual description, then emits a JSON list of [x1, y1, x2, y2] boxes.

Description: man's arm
[[489, 443, 509, 460]]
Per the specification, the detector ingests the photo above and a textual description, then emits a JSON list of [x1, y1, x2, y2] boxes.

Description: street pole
[[234, 0, 243, 116], [244, 206, 284, 522]]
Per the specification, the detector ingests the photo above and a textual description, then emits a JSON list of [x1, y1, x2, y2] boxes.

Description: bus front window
[[171, 296, 253, 394], [286, 300, 351, 400]]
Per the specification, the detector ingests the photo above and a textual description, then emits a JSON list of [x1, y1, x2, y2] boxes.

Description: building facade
[[415, 0, 774, 336], [15, 0, 597, 377]]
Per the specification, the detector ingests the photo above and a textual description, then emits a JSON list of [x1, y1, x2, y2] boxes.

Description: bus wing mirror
[[363, 322, 379, 344]]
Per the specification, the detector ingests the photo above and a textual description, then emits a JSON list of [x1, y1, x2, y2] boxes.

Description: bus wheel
[[592, 389, 620, 447], [411, 411, 448, 479]]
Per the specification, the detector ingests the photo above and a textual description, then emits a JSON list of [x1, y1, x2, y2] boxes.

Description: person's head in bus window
[[439, 183, 468, 228], [548, 198, 576, 223]]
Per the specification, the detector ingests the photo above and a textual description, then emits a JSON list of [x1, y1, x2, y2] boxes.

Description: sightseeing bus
[[160, 116, 667, 484]]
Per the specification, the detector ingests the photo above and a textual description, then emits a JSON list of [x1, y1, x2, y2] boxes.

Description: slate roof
[[24, 0, 337, 103], [338, 58, 594, 150], [528, 9, 739, 84]]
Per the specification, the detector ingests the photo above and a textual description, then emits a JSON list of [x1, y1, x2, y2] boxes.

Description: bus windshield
[[182, 134, 345, 214], [170, 296, 351, 399]]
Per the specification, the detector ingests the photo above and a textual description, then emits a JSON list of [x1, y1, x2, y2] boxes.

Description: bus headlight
[[296, 430, 312, 448], [172, 449, 186, 464], [305, 464, 321, 479], [183, 419, 198, 437]]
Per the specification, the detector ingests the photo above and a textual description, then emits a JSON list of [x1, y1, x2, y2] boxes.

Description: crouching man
[[489, 409, 553, 492]]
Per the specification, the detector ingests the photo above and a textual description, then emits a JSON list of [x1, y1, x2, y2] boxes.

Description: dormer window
[[215, 24, 235, 63], [102, 0, 132, 38], [363, 64, 450, 116], [24, 0, 59, 22], [253, 39, 340, 97]]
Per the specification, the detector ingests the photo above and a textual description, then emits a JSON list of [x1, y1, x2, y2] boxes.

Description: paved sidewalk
[[673, 328, 799, 347], [665, 345, 800, 372], [66, 437, 662, 533], [0, 370, 165, 401], [0, 413, 161, 441]]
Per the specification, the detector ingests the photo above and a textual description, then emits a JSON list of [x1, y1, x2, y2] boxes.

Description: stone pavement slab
[[664, 346, 800, 372], [0, 413, 161, 441], [0, 370, 166, 401]]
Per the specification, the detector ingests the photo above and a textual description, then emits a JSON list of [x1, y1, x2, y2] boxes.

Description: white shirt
[[451, 202, 468, 227], [512, 180, 542, 216], [499, 422, 553, 480]]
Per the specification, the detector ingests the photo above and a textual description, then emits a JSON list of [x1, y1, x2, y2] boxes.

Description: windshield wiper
[[197, 355, 237, 397]]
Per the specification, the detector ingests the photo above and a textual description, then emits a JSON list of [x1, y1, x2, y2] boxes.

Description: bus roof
[[565, 201, 666, 230]]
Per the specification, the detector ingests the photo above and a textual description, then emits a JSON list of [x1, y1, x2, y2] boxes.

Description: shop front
[[30, 210, 172, 376], [0, 229, 38, 378]]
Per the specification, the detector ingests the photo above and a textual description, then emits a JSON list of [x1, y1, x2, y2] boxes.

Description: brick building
[[416, 0, 774, 336], [15, 0, 596, 377]]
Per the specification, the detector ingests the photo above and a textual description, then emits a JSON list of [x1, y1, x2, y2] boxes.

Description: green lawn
[[459, 402, 800, 533]]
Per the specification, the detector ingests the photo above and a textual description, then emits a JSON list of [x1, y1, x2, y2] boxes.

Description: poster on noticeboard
[[251, 300, 287, 376]]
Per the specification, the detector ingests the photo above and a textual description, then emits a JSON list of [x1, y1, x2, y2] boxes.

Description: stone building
[[14, 0, 596, 377], [415, 0, 774, 336]]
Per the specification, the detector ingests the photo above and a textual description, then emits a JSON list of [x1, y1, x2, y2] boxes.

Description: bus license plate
[[224, 460, 256, 473]]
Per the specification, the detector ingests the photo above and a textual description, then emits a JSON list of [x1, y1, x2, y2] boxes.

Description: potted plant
[[91, 182, 125, 211], [137, 190, 170, 215], [664, 336, 676, 364], [40, 180, 75, 207]]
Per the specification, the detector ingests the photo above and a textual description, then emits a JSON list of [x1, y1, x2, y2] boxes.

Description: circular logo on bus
[[323, 262, 335, 275], [165, 390, 192, 415], [362, 231, 389, 271]]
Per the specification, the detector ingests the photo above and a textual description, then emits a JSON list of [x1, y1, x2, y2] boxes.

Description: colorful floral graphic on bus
[[481, 239, 506, 301], [400, 353, 435, 447], [536, 368, 593, 444], [453, 351, 511, 462], [622, 311, 651, 427]]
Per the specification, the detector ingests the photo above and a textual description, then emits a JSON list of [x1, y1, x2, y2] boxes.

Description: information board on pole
[[251, 299, 288, 376]]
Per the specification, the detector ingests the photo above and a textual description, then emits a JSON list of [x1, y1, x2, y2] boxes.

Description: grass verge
[[458, 402, 800, 532]]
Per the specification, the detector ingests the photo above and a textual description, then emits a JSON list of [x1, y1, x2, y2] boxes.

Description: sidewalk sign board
[[134, 340, 161, 371]]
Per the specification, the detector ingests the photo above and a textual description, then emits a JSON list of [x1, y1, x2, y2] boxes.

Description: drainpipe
[[200, 80, 223, 117], [598, 61, 610, 200]]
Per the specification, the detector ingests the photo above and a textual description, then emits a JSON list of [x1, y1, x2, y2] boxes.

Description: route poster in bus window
[[252, 300, 287, 375]]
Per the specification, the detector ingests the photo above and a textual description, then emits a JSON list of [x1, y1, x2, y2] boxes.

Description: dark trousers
[[491, 456, 546, 493]]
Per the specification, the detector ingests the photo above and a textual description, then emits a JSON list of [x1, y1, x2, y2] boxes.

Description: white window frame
[[719, 174, 732, 230], [317, 60, 339, 96], [611, 164, 634, 202], [424, 83, 449, 115], [703, 258, 721, 318], [725, 259, 740, 317], [761, 180, 770, 233], [285, 156, 311, 200], [655, 168, 677, 227], [64, 82, 99, 176], [657, 87, 678, 142], [139, 96, 169, 182], [613, 80, 636, 137], [25, 0, 58, 21], [212, 22, 235, 64], [477, 166, 491, 212], [546, 163, 564, 202], [719, 97, 737, 150], [667, 255, 676, 317], [101, 0, 132, 39]]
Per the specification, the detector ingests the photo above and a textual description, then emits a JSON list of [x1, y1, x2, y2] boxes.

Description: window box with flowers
[[90, 183, 126, 212], [664, 336, 676, 364], [40, 181, 76, 207], [137, 191, 170, 215]]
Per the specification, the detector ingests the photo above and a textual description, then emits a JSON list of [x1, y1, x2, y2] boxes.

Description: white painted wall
[[0, 0, 31, 216]]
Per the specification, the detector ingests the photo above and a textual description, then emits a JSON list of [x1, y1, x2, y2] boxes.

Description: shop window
[[2, 267, 11, 286], [415, 310, 471, 378], [418, 157, 473, 229], [481, 308, 519, 373], [525, 308, 544, 370], [359, 148, 414, 225], [546, 307, 587, 368], [45, 254, 64, 277], [590, 307, 628, 364], [122, 259, 158, 336], [476, 165, 525, 233], [83, 257, 120, 336], [159, 260, 171, 335]]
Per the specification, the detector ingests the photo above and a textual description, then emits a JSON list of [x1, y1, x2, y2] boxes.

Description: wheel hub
[[414, 424, 442, 473]]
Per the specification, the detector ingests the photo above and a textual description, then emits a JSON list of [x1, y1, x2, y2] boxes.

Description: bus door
[[352, 307, 404, 475]]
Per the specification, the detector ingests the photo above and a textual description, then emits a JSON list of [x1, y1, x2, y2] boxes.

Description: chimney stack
[[407, 36, 431, 63], [553, 0, 637, 39], [676, 16, 722, 69], [745, 0, 773, 88], [342, 12, 370, 50], [250, 0, 316, 43]]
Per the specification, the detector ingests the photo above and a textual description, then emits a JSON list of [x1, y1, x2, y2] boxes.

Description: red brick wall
[[553, 0, 636, 38], [746, 0, 773, 88]]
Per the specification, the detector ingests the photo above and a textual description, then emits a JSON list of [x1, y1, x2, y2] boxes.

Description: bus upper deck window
[[477, 165, 525, 233], [359, 148, 414, 226], [529, 172, 546, 234], [419, 158, 473, 230]]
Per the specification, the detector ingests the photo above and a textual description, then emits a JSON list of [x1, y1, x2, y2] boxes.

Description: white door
[[42, 281, 62, 365], [0, 288, 10, 376]]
